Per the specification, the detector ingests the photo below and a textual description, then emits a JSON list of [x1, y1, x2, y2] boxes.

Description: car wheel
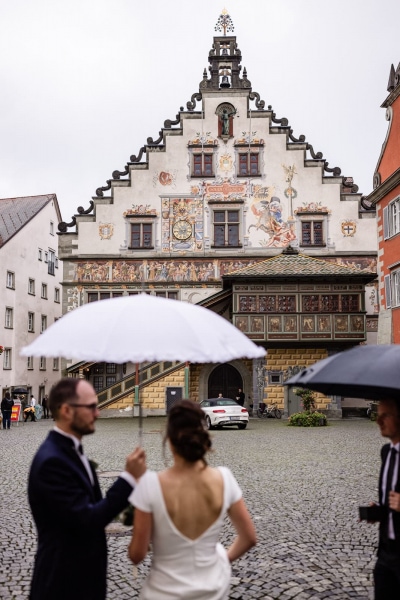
[[238, 423, 247, 430], [206, 416, 213, 430]]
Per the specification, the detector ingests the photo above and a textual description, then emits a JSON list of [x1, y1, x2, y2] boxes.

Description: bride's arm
[[128, 509, 153, 564], [226, 499, 257, 562]]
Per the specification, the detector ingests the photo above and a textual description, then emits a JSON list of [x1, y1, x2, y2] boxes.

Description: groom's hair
[[49, 378, 80, 419]]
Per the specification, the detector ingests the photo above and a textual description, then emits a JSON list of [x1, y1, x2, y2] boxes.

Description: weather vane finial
[[214, 8, 234, 36]]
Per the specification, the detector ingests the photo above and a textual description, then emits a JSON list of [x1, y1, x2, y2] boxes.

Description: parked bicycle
[[257, 402, 282, 419]]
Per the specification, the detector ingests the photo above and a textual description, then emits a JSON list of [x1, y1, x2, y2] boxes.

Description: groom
[[28, 378, 146, 600]]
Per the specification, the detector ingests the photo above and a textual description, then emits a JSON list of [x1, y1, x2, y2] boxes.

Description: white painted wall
[[0, 200, 63, 401]]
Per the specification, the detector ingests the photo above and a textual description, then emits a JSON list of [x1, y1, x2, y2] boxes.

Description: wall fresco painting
[[162, 198, 204, 252], [72, 258, 262, 284], [248, 181, 296, 249], [152, 171, 177, 188], [325, 256, 377, 273]]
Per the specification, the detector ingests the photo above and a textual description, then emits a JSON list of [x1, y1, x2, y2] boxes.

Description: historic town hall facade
[[58, 11, 377, 417]]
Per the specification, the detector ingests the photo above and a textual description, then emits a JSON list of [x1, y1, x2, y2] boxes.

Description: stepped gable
[[59, 10, 362, 232], [0, 194, 56, 248], [223, 246, 376, 279]]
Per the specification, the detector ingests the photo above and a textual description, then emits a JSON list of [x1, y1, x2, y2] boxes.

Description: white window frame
[[391, 269, 400, 308], [212, 207, 242, 248], [39, 356, 46, 370], [41, 315, 47, 333], [6, 271, 15, 289], [5, 307, 13, 329], [28, 278, 35, 295], [384, 196, 400, 239], [53, 357, 59, 370], [38, 248, 43, 261], [3, 348, 11, 369], [27, 356, 34, 370], [54, 287, 60, 303], [28, 312, 35, 332], [44, 251, 48, 263], [41, 283, 48, 299]]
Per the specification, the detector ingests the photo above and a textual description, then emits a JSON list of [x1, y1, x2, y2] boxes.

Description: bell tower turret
[[200, 9, 252, 92]]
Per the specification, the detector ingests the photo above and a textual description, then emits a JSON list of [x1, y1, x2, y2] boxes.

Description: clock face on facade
[[172, 219, 192, 241]]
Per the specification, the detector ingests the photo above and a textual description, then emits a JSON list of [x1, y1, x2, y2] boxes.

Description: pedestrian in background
[[41, 395, 49, 419], [1, 392, 14, 430], [236, 388, 245, 407]]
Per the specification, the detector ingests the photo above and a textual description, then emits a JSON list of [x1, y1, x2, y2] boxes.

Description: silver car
[[200, 398, 249, 430]]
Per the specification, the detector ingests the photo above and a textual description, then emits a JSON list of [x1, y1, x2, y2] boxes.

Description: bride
[[128, 400, 256, 599]]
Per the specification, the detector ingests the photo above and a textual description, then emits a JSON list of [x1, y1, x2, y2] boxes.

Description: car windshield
[[216, 399, 237, 406]]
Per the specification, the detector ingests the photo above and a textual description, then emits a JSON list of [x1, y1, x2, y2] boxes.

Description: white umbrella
[[21, 294, 265, 363]]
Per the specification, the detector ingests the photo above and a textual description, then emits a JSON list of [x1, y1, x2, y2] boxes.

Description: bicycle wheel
[[273, 409, 282, 419], [257, 408, 263, 418]]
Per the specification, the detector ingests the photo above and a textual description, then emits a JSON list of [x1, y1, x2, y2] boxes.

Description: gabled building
[[58, 11, 377, 417], [0, 194, 63, 401], [364, 62, 400, 343]]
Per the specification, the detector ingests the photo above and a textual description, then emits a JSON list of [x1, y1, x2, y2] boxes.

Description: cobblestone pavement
[[0, 416, 383, 599]]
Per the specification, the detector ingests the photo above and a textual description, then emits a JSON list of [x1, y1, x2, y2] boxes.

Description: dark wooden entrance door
[[208, 364, 243, 400]]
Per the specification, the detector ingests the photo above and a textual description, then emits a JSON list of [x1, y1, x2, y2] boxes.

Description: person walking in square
[[41, 395, 49, 419], [28, 378, 146, 600], [236, 388, 245, 407], [1, 392, 14, 430]]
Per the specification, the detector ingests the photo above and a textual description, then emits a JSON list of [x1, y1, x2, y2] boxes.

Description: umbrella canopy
[[285, 344, 400, 400], [20, 294, 265, 364]]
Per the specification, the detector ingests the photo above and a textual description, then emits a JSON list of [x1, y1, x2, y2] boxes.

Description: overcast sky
[[1, 0, 399, 222]]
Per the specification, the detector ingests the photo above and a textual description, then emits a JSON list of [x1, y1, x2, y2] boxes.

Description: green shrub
[[288, 411, 327, 427], [293, 387, 316, 412]]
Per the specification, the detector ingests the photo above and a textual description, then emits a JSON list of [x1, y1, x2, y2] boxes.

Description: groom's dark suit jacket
[[28, 430, 133, 600], [378, 443, 400, 555]]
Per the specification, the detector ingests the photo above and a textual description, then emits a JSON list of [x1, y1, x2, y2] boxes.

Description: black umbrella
[[12, 388, 29, 394], [285, 345, 400, 400]]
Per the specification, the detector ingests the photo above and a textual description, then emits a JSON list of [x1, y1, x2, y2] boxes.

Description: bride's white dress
[[129, 466, 242, 599]]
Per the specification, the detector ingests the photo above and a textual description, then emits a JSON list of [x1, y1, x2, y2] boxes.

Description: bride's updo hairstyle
[[166, 400, 212, 464]]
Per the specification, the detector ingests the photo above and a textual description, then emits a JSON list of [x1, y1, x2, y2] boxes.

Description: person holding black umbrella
[[369, 398, 400, 599]]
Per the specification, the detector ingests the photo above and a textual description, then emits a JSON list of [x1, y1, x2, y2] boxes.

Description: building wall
[[376, 183, 400, 343], [58, 34, 377, 413], [377, 95, 400, 183], [265, 348, 329, 410], [101, 367, 186, 416], [0, 200, 63, 400]]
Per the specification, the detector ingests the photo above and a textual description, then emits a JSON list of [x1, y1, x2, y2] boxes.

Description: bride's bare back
[[158, 464, 224, 540]]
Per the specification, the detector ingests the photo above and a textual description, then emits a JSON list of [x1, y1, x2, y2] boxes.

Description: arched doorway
[[208, 364, 243, 400]]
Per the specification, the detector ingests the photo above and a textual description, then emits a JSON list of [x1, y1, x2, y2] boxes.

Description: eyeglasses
[[69, 403, 98, 411]]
